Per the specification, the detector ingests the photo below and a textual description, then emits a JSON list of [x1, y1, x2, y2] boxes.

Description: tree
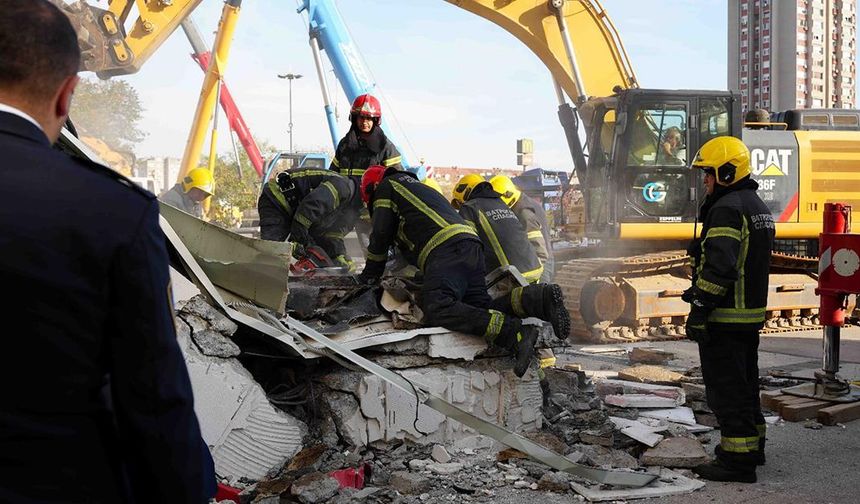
[[70, 77, 147, 153], [206, 140, 278, 228]]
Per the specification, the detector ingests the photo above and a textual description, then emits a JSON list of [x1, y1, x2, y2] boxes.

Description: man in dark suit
[[0, 1, 215, 502]]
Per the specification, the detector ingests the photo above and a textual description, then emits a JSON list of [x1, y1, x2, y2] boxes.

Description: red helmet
[[350, 94, 382, 124], [361, 165, 386, 204]]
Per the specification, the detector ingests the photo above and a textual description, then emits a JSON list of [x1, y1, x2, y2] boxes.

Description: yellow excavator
[[54, 0, 860, 342]]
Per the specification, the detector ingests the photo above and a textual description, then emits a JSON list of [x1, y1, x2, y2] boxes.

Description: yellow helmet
[[489, 175, 521, 206], [422, 177, 444, 195], [182, 167, 214, 195], [451, 174, 485, 207], [691, 136, 752, 186]]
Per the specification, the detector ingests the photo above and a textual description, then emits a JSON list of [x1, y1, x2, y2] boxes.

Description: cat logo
[[750, 148, 791, 176]]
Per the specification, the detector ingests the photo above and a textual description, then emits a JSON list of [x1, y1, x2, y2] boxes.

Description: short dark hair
[[0, 0, 80, 100]]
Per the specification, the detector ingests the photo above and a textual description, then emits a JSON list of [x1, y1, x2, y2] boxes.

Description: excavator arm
[[51, 0, 203, 78], [445, 0, 637, 103]]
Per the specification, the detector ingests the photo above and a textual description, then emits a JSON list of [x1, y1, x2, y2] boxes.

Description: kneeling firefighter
[[685, 136, 774, 483], [356, 166, 569, 377], [258, 167, 357, 270]]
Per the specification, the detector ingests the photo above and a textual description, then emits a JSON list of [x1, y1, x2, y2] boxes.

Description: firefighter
[[685, 136, 774, 483], [453, 174, 545, 283], [454, 174, 570, 339], [330, 94, 402, 252], [258, 167, 357, 270], [159, 167, 213, 218], [489, 175, 555, 283], [357, 166, 569, 377], [0, 2, 214, 501]]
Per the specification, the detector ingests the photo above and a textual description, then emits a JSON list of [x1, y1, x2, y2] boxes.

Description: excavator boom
[[445, 0, 638, 102], [52, 0, 203, 78]]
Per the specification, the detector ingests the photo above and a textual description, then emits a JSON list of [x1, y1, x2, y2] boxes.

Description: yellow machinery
[[57, 0, 860, 341]]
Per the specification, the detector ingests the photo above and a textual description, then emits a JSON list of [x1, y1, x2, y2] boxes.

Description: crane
[[54, 0, 860, 342]]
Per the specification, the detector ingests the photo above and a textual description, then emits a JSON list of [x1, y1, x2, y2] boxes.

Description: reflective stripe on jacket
[[512, 193, 554, 282], [691, 178, 774, 331], [459, 183, 543, 283], [364, 169, 478, 278]]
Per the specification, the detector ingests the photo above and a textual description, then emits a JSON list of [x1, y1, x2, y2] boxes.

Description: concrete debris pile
[[176, 289, 719, 502]]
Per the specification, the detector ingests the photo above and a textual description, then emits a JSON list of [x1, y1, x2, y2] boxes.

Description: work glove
[[685, 299, 710, 344], [681, 287, 695, 303], [290, 222, 310, 247], [334, 255, 356, 273]]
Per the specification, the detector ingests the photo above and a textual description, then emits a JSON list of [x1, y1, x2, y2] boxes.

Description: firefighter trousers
[[698, 329, 766, 468], [420, 239, 523, 347]]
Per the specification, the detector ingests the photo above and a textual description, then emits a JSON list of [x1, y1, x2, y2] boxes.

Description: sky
[[77, 0, 730, 171]]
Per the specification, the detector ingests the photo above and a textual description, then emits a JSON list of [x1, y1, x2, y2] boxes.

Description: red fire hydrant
[[813, 203, 860, 400]]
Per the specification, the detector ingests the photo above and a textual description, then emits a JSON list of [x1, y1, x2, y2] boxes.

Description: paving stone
[[289, 472, 340, 504], [431, 445, 452, 463], [390, 471, 432, 495], [640, 437, 709, 468]]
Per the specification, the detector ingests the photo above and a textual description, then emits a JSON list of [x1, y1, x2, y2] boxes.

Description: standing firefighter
[[258, 167, 357, 270], [357, 166, 569, 377], [489, 175, 555, 282], [159, 166, 213, 218], [685, 136, 774, 483], [331, 94, 402, 250]]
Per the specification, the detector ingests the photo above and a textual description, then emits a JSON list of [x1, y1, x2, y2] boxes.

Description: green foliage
[[70, 77, 146, 152], [206, 140, 278, 228]]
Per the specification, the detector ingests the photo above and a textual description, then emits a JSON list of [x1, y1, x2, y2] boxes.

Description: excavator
[[52, 0, 860, 342]]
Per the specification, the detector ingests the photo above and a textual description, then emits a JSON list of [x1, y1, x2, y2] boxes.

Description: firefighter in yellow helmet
[[489, 175, 554, 282], [450, 173, 484, 209], [422, 176, 444, 196], [159, 167, 213, 219], [684, 136, 774, 483]]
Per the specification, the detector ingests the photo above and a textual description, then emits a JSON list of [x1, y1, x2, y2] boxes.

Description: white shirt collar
[[0, 102, 45, 133]]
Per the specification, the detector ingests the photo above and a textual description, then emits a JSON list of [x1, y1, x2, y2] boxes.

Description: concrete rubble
[[172, 281, 723, 502]]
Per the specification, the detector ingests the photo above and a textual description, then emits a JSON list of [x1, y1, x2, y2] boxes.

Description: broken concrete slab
[[182, 295, 239, 336], [569, 467, 705, 502], [609, 417, 666, 447], [596, 379, 685, 405], [604, 394, 680, 409], [290, 472, 340, 504], [322, 391, 368, 448], [682, 382, 707, 403], [629, 347, 674, 365], [426, 332, 488, 361], [537, 471, 572, 492], [191, 329, 241, 358], [389, 471, 431, 495], [571, 444, 639, 469], [640, 437, 709, 468], [639, 407, 697, 426], [178, 316, 307, 481], [431, 445, 451, 463], [317, 360, 542, 447], [617, 365, 685, 385]]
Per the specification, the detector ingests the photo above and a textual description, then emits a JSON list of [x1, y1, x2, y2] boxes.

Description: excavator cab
[[580, 89, 742, 241]]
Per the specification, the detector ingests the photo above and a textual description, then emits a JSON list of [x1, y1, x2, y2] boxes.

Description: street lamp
[[277, 72, 303, 152]]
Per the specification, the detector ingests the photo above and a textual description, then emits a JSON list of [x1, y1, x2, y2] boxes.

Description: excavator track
[[556, 250, 822, 344]]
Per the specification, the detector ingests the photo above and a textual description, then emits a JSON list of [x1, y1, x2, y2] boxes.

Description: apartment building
[[728, 0, 856, 112]]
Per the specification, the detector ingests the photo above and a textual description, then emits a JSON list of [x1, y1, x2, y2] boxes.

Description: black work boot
[[542, 284, 570, 341], [756, 424, 767, 466], [715, 445, 765, 467], [692, 459, 756, 483]]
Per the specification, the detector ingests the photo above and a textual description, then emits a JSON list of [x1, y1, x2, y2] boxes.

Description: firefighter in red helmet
[[330, 94, 402, 253], [356, 166, 570, 379]]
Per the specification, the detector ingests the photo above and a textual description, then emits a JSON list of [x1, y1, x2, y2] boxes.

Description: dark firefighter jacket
[[511, 192, 554, 282], [258, 169, 355, 252], [689, 177, 774, 332], [0, 111, 214, 503], [331, 126, 402, 182], [459, 182, 543, 283], [362, 168, 479, 280]]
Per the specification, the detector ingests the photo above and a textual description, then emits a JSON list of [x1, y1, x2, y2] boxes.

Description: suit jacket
[[0, 111, 215, 503]]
